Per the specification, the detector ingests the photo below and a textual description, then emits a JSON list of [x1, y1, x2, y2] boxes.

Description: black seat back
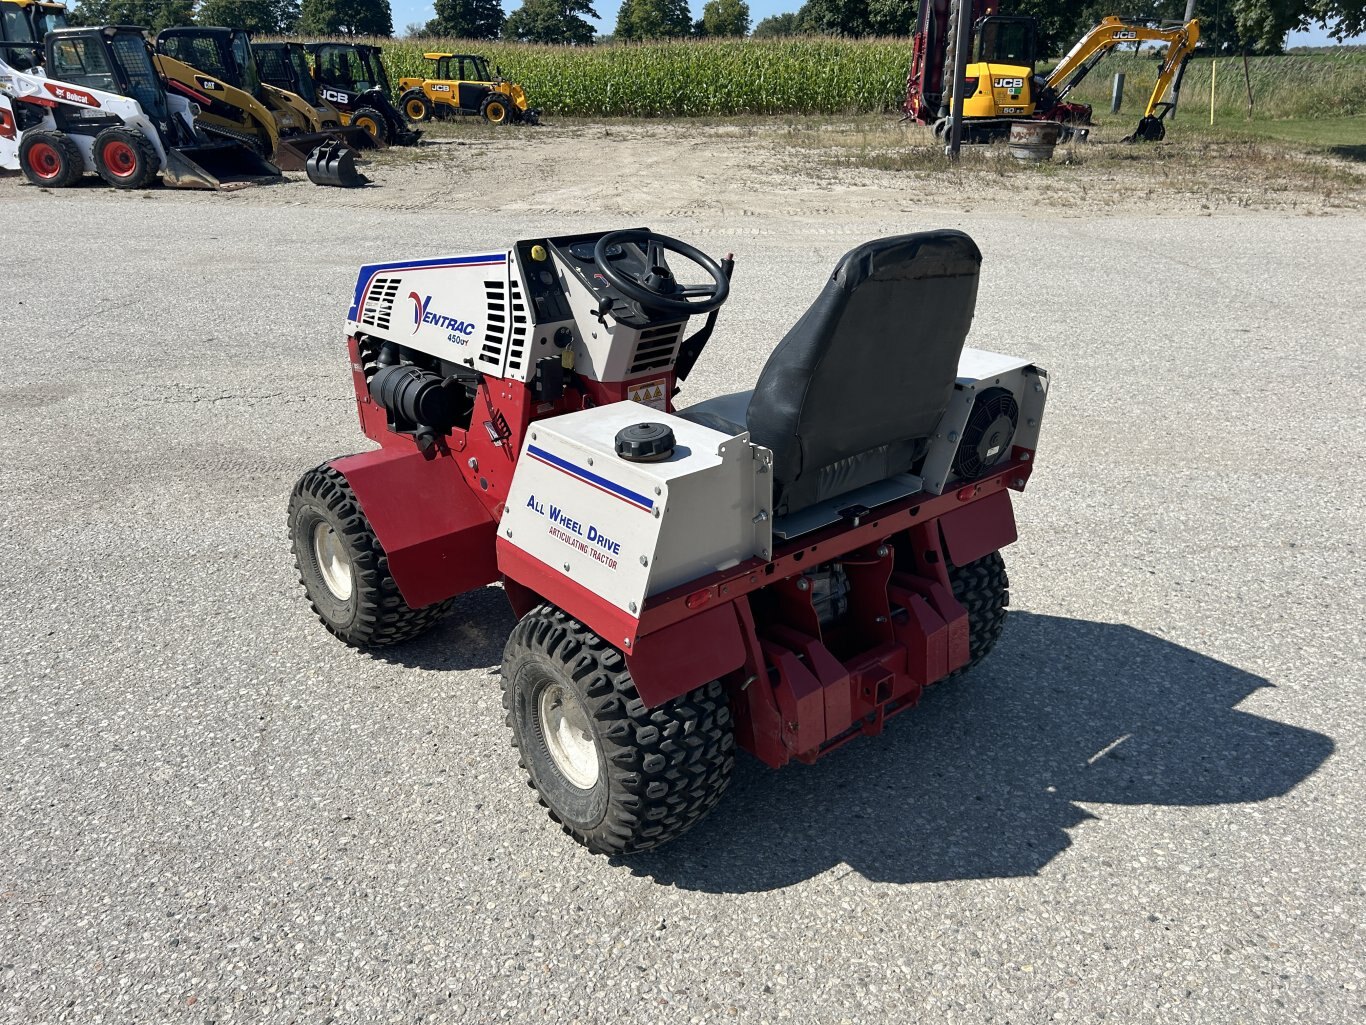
[[746, 230, 981, 516]]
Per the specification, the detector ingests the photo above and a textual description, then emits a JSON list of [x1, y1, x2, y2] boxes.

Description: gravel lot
[[1, 130, 1363, 1024]]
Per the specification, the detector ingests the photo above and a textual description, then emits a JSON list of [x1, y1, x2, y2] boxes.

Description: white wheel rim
[[311, 520, 353, 601], [539, 683, 599, 789]]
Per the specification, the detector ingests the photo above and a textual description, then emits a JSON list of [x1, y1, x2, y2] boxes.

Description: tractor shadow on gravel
[[627, 612, 1334, 892]]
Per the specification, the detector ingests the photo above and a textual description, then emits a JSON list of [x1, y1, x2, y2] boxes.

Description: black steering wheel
[[593, 230, 730, 317]]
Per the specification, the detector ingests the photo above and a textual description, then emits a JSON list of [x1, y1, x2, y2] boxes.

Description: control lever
[[672, 252, 734, 384]]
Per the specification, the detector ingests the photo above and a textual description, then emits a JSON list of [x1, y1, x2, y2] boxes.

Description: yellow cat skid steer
[[396, 52, 539, 126], [0, 0, 67, 69], [251, 40, 357, 134], [154, 26, 374, 173]]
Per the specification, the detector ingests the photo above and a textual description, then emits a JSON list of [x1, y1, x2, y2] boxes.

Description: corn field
[[342, 36, 1366, 121], [380, 38, 913, 116]]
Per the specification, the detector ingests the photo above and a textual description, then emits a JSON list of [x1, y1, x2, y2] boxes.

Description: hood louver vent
[[630, 322, 684, 374], [359, 276, 400, 330]]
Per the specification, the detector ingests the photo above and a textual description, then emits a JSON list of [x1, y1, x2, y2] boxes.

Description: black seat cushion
[[680, 230, 981, 516]]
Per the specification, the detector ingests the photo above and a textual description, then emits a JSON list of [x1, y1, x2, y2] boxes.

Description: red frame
[[332, 332, 1031, 768]]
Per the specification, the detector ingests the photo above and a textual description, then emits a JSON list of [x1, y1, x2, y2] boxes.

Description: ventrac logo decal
[[993, 78, 1024, 89], [44, 83, 100, 107], [409, 292, 476, 342]]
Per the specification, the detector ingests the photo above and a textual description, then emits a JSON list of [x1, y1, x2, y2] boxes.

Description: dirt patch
[[3, 116, 1362, 217]]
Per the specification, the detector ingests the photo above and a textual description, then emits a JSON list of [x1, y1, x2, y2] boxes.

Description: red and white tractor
[[288, 228, 1049, 854]]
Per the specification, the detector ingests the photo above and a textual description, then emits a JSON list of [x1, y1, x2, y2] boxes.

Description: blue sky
[[390, 1, 1365, 45]]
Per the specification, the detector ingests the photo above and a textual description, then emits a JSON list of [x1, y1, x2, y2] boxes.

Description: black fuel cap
[[615, 422, 675, 462]]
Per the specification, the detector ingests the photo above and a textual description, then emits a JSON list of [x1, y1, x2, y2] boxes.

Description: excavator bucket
[[305, 140, 368, 188], [161, 141, 285, 191], [274, 127, 376, 171]]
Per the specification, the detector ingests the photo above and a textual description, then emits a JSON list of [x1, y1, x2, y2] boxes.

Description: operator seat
[[679, 230, 981, 517]]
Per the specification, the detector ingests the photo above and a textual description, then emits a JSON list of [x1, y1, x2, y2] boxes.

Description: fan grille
[[952, 387, 1019, 481]]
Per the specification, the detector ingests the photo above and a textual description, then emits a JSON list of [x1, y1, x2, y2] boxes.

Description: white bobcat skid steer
[[0, 25, 280, 189], [288, 228, 1049, 855]]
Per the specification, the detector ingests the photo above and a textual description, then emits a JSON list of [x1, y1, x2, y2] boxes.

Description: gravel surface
[[0, 148, 1362, 1024]]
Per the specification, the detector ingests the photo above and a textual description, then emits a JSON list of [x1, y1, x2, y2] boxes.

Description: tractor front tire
[[92, 128, 158, 189], [18, 130, 83, 188], [479, 94, 511, 126], [288, 463, 453, 648], [502, 605, 735, 855], [401, 92, 433, 123], [947, 550, 1009, 676], [350, 106, 390, 146]]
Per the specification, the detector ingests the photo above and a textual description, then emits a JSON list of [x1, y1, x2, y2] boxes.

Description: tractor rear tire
[[288, 463, 454, 648], [401, 92, 433, 123], [18, 130, 83, 188], [502, 605, 735, 855], [479, 93, 512, 126], [947, 550, 1009, 676], [92, 128, 158, 189], [350, 106, 390, 146]]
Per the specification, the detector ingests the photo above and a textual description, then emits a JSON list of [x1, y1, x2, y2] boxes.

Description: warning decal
[[627, 378, 669, 410]]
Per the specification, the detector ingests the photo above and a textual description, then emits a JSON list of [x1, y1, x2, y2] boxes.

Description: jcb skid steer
[[305, 41, 419, 146], [155, 26, 374, 176], [252, 40, 354, 132], [287, 228, 1049, 854], [0, 25, 281, 189]]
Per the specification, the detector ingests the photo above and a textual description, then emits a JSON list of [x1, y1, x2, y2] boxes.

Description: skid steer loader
[[396, 52, 539, 126], [287, 227, 1049, 854], [252, 40, 350, 132], [0, 0, 66, 69], [154, 27, 374, 174], [0, 25, 281, 189], [305, 41, 419, 146]]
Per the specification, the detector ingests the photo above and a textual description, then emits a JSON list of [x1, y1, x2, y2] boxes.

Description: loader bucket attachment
[[305, 140, 368, 188], [162, 142, 284, 191], [274, 128, 376, 171]]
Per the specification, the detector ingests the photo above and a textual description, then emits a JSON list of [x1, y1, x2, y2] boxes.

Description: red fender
[[332, 446, 499, 609]]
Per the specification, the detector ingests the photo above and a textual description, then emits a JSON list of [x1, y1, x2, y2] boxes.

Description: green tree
[[751, 11, 801, 36], [299, 0, 393, 36], [616, 0, 693, 39], [794, 0, 869, 36], [196, 0, 297, 33], [70, 1, 196, 31], [865, 0, 914, 35], [427, 0, 506, 39], [504, 0, 598, 43], [701, 0, 749, 36]]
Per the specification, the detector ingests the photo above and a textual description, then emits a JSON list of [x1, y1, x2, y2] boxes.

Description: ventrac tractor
[[288, 228, 1049, 854]]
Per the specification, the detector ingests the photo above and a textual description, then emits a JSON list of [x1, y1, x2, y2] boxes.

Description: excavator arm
[[1045, 15, 1200, 139]]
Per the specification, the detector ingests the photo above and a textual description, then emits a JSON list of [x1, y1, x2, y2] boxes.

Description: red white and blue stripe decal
[[527, 445, 654, 512], [348, 253, 507, 321]]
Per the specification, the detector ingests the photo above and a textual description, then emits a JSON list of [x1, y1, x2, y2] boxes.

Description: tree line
[[68, 1, 1366, 55]]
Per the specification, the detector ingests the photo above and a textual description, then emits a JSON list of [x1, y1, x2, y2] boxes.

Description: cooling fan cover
[[952, 386, 1019, 481]]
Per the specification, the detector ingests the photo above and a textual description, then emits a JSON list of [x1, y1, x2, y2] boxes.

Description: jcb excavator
[[905, 3, 1200, 142], [153, 26, 375, 170]]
